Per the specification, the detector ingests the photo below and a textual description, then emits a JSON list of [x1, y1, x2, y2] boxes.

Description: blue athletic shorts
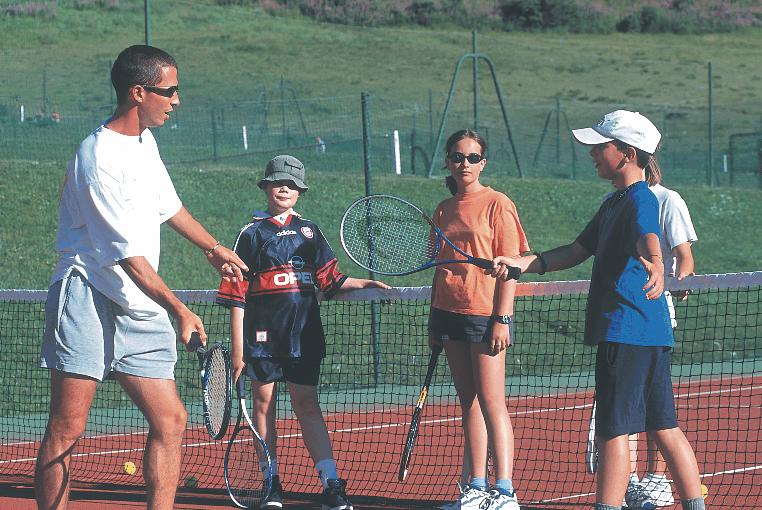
[[247, 356, 321, 386], [428, 308, 514, 344], [594, 342, 678, 439], [40, 270, 177, 381]]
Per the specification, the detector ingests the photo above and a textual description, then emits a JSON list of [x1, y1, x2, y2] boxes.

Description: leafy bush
[[210, 0, 758, 33], [499, 0, 613, 33], [616, 3, 749, 34], [3, 2, 57, 18]]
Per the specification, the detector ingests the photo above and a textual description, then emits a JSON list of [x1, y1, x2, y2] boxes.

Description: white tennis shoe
[[640, 473, 675, 507], [440, 483, 489, 510]]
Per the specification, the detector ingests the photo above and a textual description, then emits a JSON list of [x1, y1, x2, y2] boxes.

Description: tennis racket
[[340, 194, 522, 278], [398, 345, 442, 481], [224, 376, 273, 509], [189, 333, 232, 440], [585, 400, 598, 474]]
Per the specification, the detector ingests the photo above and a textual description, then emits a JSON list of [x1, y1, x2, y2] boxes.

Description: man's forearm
[[167, 206, 219, 253], [118, 256, 187, 317]]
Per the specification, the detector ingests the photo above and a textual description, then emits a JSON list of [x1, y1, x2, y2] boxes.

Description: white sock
[[315, 458, 338, 488]]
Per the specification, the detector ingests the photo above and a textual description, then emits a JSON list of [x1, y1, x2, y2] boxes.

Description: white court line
[[2, 380, 760, 474]]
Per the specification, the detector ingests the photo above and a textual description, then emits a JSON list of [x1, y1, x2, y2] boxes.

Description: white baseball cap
[[572, 110, 661, 154]]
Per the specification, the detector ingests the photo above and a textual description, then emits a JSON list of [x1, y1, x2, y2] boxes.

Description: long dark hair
[[444, 129, 488, 195]]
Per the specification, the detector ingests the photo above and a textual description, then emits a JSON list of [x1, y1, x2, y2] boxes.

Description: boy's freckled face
[[265, 181, 300, 213]]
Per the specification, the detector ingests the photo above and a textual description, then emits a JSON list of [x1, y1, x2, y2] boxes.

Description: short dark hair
[[444, 129, 488, 196], [111, 45, 178, 104]]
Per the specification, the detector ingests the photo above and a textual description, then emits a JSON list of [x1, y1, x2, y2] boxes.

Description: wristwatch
[[491, 315, 513, 325]]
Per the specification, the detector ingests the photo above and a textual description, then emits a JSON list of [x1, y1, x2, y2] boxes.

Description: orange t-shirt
[[431, 186, 529, 316]]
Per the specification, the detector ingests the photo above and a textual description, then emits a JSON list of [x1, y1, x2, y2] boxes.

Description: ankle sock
[[315, 459, 338, 489], [682, 497, 705, 510], [469, 477, 487, 491], [495, 478, 514, 493]]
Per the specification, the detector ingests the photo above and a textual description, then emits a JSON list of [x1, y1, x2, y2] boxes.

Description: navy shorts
[[595, 342, 678, 439], [247, 356, 321, 386], [428, 308, 514, 344]]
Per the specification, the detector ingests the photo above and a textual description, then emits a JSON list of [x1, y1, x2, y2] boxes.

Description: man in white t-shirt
[[35, 45, 248, 510]]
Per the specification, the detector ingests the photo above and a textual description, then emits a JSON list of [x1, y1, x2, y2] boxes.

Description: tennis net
[[1, 272, 760, 508]]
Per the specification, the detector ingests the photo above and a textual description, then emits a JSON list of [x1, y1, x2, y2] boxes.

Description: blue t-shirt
[[576, 181, 673, 347]]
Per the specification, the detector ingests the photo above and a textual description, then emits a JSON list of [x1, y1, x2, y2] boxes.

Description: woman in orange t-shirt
[[429, 129, 529, 510]]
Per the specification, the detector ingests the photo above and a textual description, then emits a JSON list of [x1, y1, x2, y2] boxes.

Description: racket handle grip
[[473, 258, 522, 281], [472, 257, 495, 270], [188, 331, 205, 354]]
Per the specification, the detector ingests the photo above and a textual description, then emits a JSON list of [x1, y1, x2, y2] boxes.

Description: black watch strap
[[491, 315, 513, 324]]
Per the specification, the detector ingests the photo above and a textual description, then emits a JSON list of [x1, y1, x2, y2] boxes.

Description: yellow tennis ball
[[701, 484, 708, 499], [123, 461, 137, 475], [184, 475, 198, 488]]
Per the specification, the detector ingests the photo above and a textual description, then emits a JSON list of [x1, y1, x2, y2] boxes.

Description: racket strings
[[203, 349, 229, 435], [227, 427, 268, 506], [343, 196, 437, 273]]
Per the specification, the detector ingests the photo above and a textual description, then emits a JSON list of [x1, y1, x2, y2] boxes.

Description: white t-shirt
[[650, 184, 698, 276], [651, 183, 697, 327], [52, 125, 182, 319]]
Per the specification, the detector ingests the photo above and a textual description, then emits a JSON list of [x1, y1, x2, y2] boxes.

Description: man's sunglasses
[[142, 85, 179, 97], [448, 152, 485, 164]]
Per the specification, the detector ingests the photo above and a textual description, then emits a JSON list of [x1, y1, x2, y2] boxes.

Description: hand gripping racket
[[189, 333, 232, 440], [224, 376, 273, 508], [399, 345, 442, 481], [340, 194, 522, 278], [585, 400, 598, 474]]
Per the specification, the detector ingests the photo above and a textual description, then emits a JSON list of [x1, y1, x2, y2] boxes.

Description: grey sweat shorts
[[39, 270, 177, 381]]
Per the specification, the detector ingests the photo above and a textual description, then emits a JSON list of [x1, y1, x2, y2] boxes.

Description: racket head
[[201, 343, 232, 440], [340, 194, 441, 276], [398, 346, 441, 482], [399, 407, 422, 481], [224, 376, 273, 508], [585, 400, 598, 474]]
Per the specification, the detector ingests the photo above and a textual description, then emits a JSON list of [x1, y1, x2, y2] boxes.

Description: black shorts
[[246, 356, 321, 386], [595, 342, 678, 439], [428, 308, 514, 344]]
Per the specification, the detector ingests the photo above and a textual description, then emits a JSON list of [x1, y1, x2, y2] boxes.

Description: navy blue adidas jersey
[[216, 213, 348, 359]]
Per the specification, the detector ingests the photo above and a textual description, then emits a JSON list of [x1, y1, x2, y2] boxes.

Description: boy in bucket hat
[[489, 111, 707, 510], [217, 155, 389, 510]]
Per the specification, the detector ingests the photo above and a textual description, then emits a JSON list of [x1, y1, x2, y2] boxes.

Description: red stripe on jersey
[[314, 258, 346, 292], [217, 278, 249, 305]]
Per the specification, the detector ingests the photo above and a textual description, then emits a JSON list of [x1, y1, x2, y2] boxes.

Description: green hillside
[[1, 156, 759, 289], [1, 0, 760, 289]]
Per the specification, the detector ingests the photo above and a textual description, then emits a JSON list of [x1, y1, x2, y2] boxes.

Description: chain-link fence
[[1, 79, 760, 187]]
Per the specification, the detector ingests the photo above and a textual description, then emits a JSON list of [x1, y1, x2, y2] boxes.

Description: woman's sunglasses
[[448, 152, 484, 164]]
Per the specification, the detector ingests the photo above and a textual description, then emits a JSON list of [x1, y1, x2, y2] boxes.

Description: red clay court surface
[[2, 374, 760, 509]]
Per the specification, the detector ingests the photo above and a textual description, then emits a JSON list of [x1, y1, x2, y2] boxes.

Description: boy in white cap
[[489, 111, 706, 510], [216, 155, 389, 510]]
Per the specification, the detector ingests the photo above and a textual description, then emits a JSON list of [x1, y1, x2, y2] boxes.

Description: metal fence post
[[361, 92, 381, 386]]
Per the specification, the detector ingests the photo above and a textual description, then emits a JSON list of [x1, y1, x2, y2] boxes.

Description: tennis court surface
[[1, 272, 760, 508]]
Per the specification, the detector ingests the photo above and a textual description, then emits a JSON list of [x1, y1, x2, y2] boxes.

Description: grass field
[[2, 1, 761, 170], [1, 155, 760, 290]]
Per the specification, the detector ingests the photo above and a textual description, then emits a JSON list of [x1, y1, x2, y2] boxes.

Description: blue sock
[[495, 478, 514, 494], [469, 476, 487, 491], [315, 459, 338, 489]]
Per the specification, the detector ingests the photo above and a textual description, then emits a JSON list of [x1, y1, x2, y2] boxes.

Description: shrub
[[499, 0, 612, 33], [3, 2, 57, 18]]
